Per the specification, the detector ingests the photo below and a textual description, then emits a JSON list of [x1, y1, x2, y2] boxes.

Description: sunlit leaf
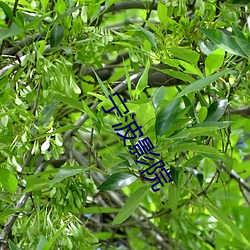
[[0, 168, 18, 194]]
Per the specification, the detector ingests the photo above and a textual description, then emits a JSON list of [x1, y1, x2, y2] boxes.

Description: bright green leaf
[[134, 59, 151, 98], [0, 168, 18, 194], [203, 201, 250, 248], [205, 49, 225, 75]]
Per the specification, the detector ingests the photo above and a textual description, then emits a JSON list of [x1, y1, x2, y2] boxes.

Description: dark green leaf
[[205, 99, 228, 122], [98, 172, 137, 191], [50, 24, 64, 47], [112, 185, 150, 224], [156, 68, 195, 83], [9, 241, 21, 250], [0, 2, 14, 21], [176, 70, 231, 98], [155, 99, 179, 137], [185, 167, 204, 187], [200, 28, 247, 58], [0, 168, 18, 194], [232, 0, 250, 4], [51, 166, 86, 186]]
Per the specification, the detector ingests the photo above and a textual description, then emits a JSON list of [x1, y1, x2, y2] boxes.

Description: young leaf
[[112, 185, 150, 224], [50, 24, 64, 47], [134, 59, 150, 98], [0, 168, 18, 194], [205, 49, 225, 75], [42, 223, 69, 250], [155, 99, 179, 137], [157, 1, 168, 24], [98, 173, 137, 191], [93, 70, 111, 98]]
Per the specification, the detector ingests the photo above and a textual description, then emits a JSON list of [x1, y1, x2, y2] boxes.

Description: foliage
[[1, 0, 250, 249]]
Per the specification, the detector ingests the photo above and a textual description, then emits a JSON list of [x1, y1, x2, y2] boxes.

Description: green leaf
[[203, 201, 250, 248], [51, 166, 86, 186], [176, 69, 231, 98], [93, 70, 111, 98], [170, 126, 220, 139], [36, 236, 48, 250], [155, 99, 179, 137], [138, 27, 157, 48], [168, 184, 180, 210], [200, 28, 247, 58], [205, 99, 228, 122], [0, 209, 23, 223], [193, 121, 231, 129], [0, 26, 23, 42], [185, 167, 204, 187], [0, 1, 14, 21], [0, 168, 18, 194], [112, 185, 150, 224], [8, 241, 21, 250], [42, 223, 69, 250], [198, 106, 208, 122], [232, 0, 250, 4], [168, 47, 200, 65], [156, 68, 195, 83], [24, 177, 51, 192], [205, 49, 225, 75], [50, 24, 64, 47], [151, 86, 166, 111], [157, 1, 168, 24], [53, 92, 84, 112], [134, 59, 150, 98], [98, 173, 137, 191], [80, 206, 120, 214]]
